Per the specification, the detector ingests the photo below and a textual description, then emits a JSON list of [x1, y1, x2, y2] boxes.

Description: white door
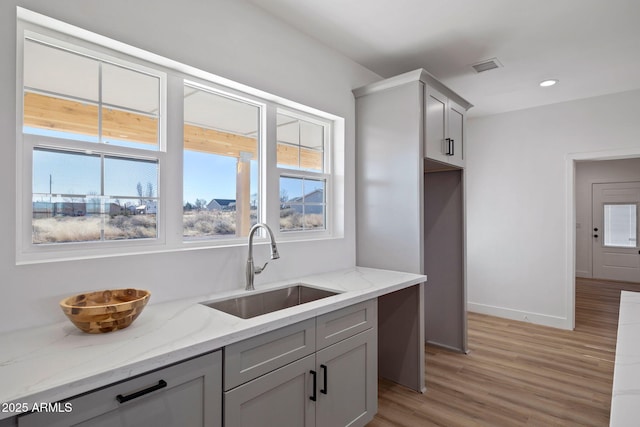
[[592, 182, 640, 282]]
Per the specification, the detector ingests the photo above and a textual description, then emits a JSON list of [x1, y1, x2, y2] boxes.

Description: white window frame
[[181, 78, 267, 247], [16, 8, 343, 264], [275, 108, 333, 239], [17, 23, 168, 263]]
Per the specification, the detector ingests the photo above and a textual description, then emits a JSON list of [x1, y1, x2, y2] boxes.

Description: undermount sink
[[201, 284, 339, 319]]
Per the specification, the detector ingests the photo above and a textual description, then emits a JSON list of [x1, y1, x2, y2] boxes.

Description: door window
[[603, 203, 637, 248]]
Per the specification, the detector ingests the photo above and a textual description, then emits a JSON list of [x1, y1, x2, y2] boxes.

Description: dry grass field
[[32, 208, 325, 243]]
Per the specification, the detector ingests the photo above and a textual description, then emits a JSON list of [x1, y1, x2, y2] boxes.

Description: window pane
[[183, 85, 259, 239], [102, 64, 159, 150], [604, 204, 637, 247], [102, 63, 159, 112], [24, 91, 99, 143], [31, 150, 159, 243], [104, 197, 157, 241], [104, 156, 158, 199], [24, 40, 99, 101], [102, 107, 159, 150], [277, 112, 324, 172], [33, 149, 100, 196], [280, 177, 326, 231], [32, 195, 100, 244], [23, 40, 100, 142]]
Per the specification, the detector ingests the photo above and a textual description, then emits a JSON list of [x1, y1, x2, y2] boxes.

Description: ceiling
[[247, 0, 640, 117]]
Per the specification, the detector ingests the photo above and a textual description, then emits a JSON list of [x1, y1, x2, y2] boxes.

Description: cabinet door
[[425, 86, 448, 164], [224, 354, 315, 427], [315, 329, 377, 427], [18, 351, 222, 427], [447, 100, 465, 167]]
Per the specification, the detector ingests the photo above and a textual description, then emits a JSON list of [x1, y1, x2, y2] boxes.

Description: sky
[[30, 127, 262, 206]]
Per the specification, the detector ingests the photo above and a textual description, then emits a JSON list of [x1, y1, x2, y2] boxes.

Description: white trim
[[352, 68, 473, 110], [275, 107, 334, 239], [467, 302, 570, 330], [352, 69, 423, 98], [565, 146, 640, 330], [15, 8, 344, 264]]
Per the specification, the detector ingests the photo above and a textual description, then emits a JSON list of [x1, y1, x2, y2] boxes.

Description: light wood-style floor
[[368, 278, 640, 426]]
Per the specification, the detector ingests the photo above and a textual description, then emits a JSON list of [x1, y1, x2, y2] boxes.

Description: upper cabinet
[[425, 86, 466, 167], [354, 69, 472, 170]]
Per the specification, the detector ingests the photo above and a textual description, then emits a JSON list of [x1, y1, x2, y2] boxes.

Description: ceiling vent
[[471, 58, 502, 73]]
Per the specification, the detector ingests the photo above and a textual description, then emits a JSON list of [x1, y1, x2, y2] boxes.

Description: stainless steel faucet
[[246, 223, 280, 291]]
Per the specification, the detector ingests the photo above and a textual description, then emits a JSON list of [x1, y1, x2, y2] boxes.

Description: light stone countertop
[[0, 266, 425, 420], [610, 290, 640, 427]]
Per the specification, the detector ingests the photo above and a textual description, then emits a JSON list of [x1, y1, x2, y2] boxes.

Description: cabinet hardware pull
[[116, 379, 167, 404], [450, 139, 455, 156], [310, 370, 317, 401], [445, 138, 451, 155], [320, 364, 328, 394]]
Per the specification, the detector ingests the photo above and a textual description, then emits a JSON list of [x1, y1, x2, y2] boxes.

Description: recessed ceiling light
[[539, 79, 559, 87]]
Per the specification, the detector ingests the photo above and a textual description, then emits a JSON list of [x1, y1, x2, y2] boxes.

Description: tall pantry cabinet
[[354, 69, 472, 355]]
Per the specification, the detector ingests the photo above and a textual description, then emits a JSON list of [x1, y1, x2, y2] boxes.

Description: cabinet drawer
[[224, 318, 316, 390], [316, 299, 377, 350], [17, 351, 222, 427]]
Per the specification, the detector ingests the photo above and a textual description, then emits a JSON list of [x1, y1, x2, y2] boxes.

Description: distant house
[[32, 201, 86, 218], [135, 200, 157, 215], [207, 199, 236, 211], [284, 189, 324, 214]]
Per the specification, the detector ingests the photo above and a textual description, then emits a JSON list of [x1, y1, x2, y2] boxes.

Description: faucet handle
[[254, 262, 269, 275]]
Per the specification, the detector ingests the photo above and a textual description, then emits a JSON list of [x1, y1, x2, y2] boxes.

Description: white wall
[[466, 89, 640, 329], [0, 0, 380, 333], [575, 158, 640, 278]]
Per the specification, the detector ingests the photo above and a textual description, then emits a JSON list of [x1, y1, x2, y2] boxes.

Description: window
[[183, 83, 261, 239], [22, 36, 163, 247], [277, 111, 329, 232], [17, 13, 341, 263], [604, 204, 638, 248]]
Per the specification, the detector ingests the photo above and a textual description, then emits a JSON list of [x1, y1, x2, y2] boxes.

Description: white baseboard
[[468, 302, 571, 330]]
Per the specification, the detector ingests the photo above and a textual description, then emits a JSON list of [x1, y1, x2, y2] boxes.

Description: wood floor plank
[[368, 278, 640, 426]]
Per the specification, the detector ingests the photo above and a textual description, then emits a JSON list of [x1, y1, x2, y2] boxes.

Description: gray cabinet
[[315, 329, 377, 427], [425, 86, 466, 168], [224, 318, 316, 390], [225, 355, 316, 427], [354, 69, 471, 355], [17, 351, 222, 427], [223, 300, 377, 427]]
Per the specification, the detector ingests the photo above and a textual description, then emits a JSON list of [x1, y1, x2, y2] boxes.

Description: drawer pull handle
[[310, 370, 317, 401], [116, 379, 167, 404], [320, 364, 328, 394]]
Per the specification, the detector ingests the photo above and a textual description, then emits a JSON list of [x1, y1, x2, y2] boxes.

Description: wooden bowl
[[60, 289, 150, 334]]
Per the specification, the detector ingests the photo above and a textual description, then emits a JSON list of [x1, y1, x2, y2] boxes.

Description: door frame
[[567, 147, 640, 330]]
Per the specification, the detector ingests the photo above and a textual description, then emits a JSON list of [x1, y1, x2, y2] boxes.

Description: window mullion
[[164, 75, 184, 247], [98, 62, 103, 144], [264, 104, 279, 234]]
